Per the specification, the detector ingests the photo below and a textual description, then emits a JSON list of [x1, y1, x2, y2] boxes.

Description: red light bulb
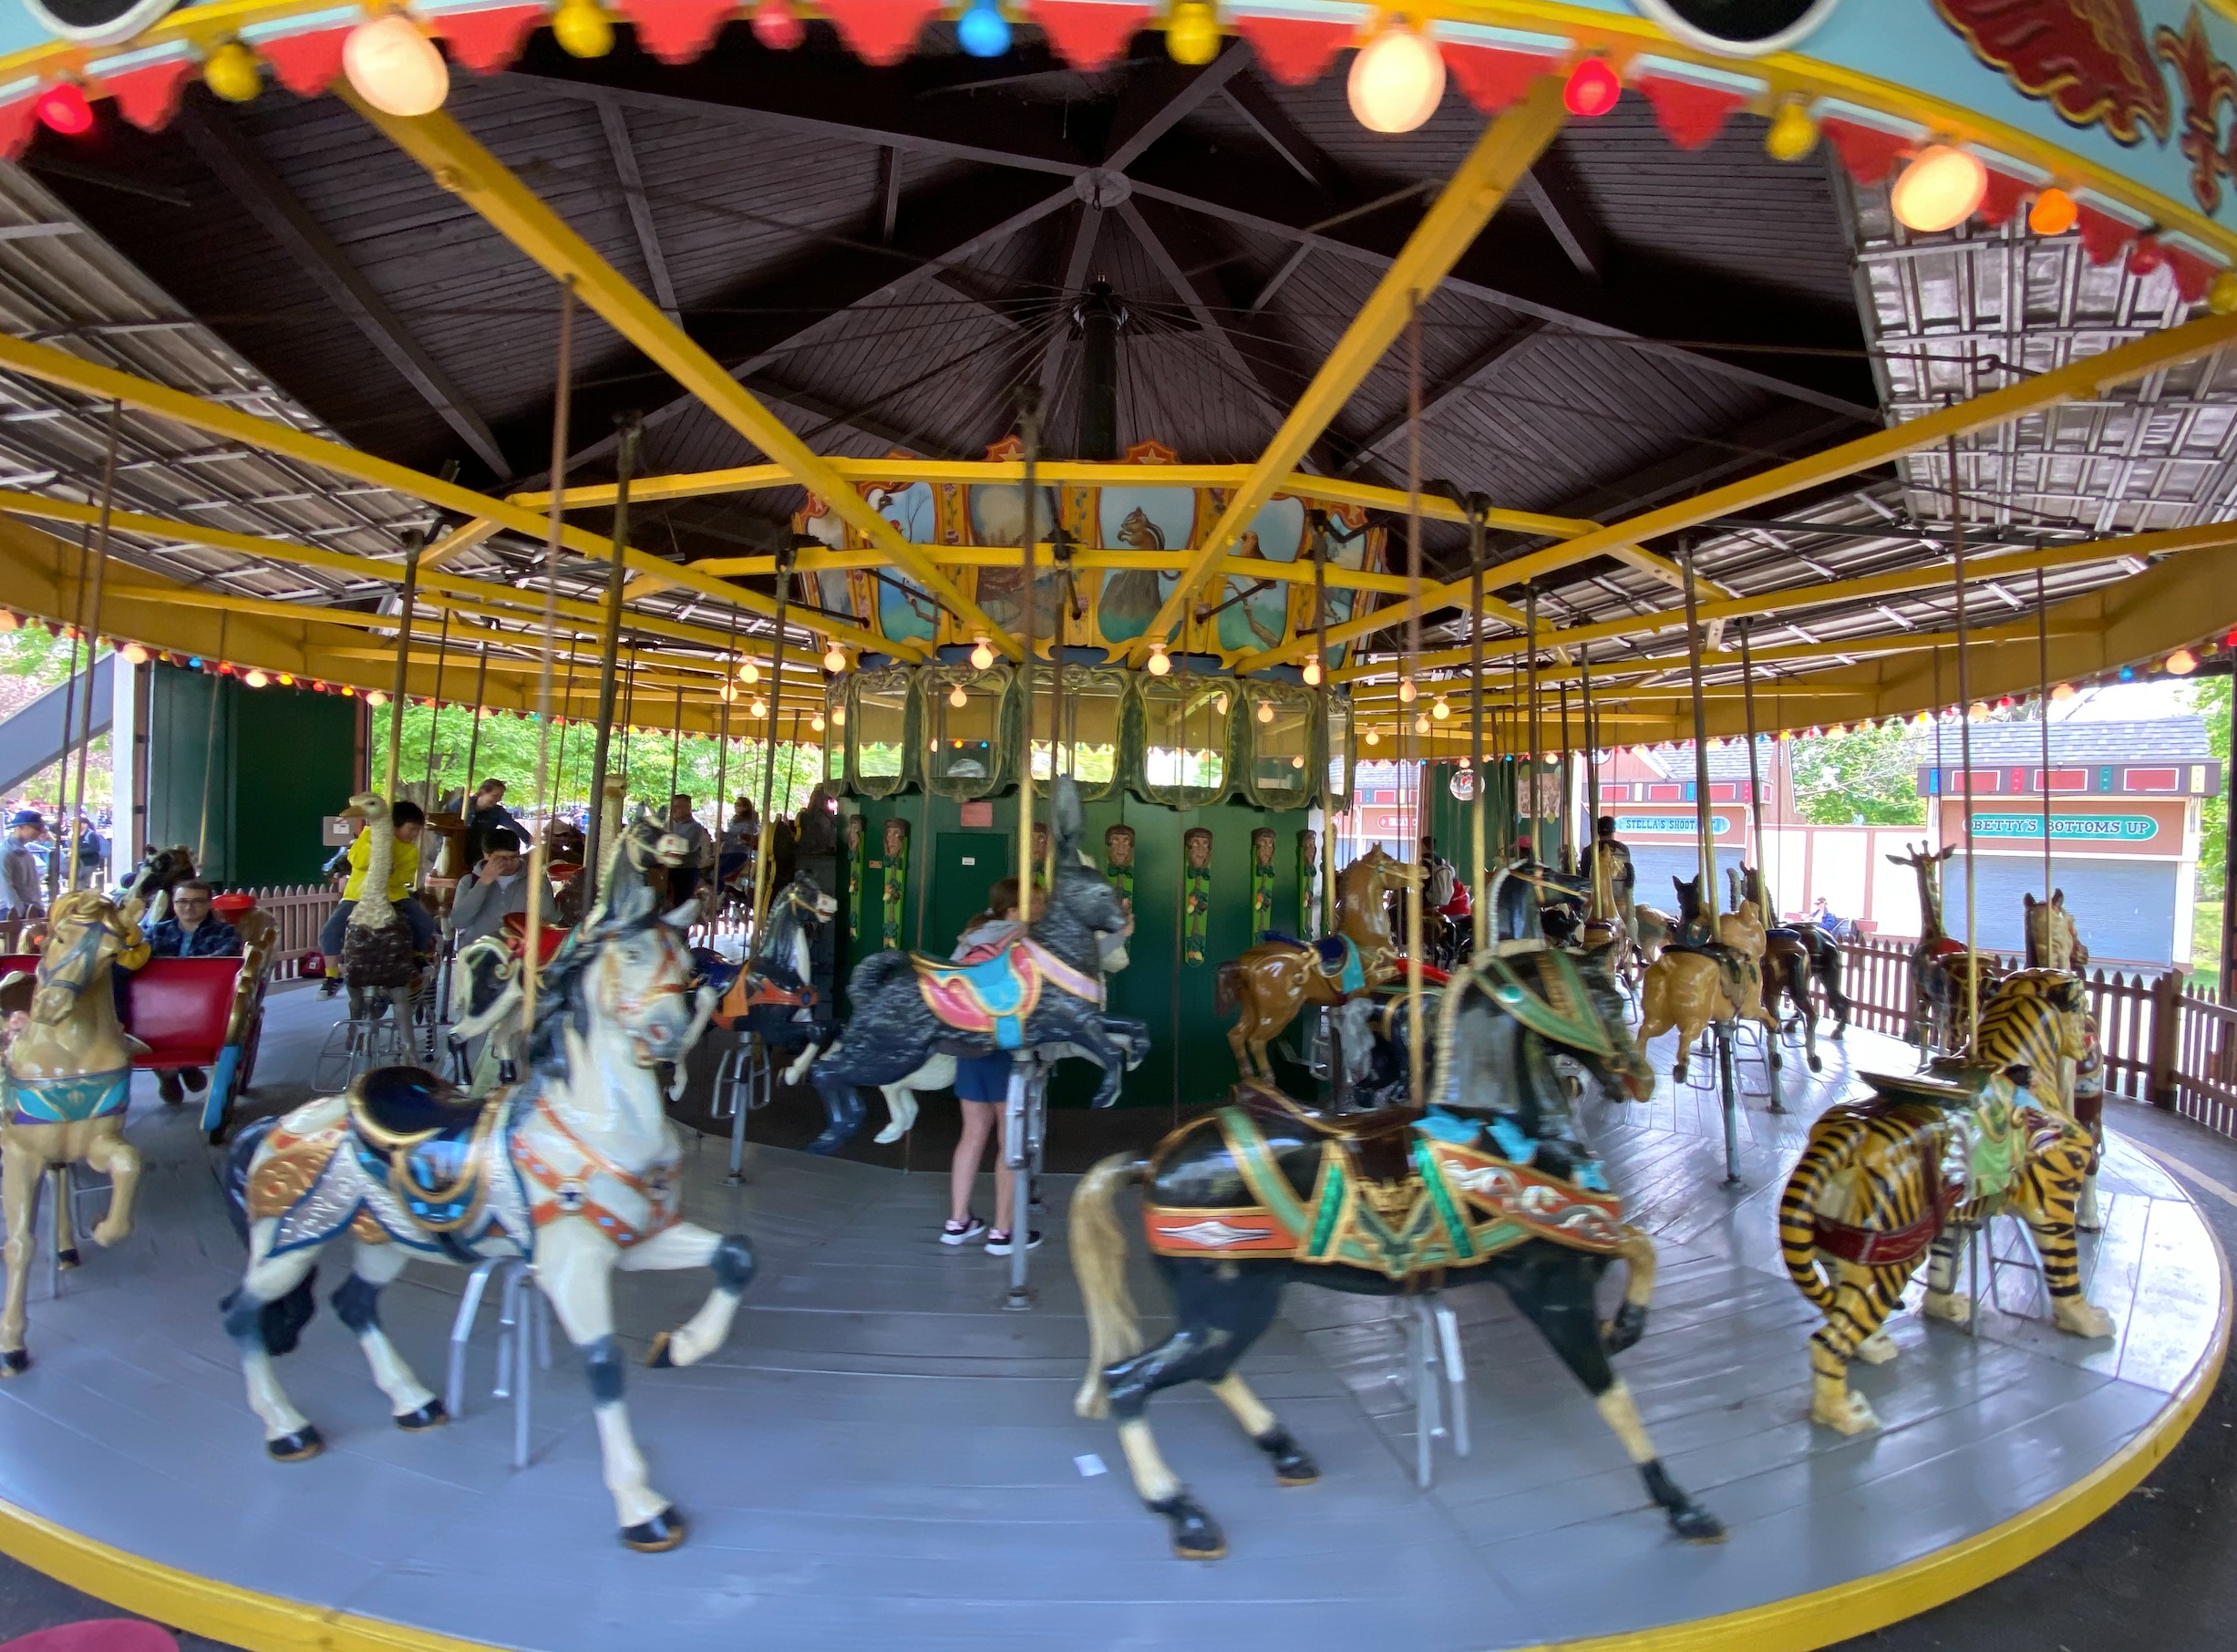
[[35, 84, 92, 136], [1563, 58, 1620, 119], [751, 0, 804, 48]]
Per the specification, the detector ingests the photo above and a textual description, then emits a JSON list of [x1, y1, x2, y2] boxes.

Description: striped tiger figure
[[1779, 1072, 2112, 1436], [1974, 968, 2103, 1228]]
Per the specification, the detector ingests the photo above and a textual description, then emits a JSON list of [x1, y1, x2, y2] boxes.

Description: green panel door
[[928, 831, 1013, 955]]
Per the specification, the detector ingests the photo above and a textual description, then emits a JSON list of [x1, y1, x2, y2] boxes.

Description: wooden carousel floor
[[0, 990, 2221, 1652]]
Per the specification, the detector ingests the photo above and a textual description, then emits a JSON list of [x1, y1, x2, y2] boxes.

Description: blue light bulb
[[187, 656, 202, 668], [958, 0, 1010, 57], [2119, 664, 2135, 681]]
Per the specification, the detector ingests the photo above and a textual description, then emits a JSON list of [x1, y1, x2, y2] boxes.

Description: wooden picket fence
[[1833, 934, 2201, 1123]]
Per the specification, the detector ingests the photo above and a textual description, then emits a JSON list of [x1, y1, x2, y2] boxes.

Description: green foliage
[[366, 703, 824, 821], [1786, 722, 1927, 825], [2195, 676, 2230, 899], [0, 627, 111, 808]]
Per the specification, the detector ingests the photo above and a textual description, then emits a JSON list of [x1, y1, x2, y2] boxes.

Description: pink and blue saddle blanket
[[911, 939, 1102, 1050]]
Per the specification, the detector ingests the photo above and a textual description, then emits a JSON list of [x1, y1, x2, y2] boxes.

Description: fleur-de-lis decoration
[[2158, 11, 2237, 212]]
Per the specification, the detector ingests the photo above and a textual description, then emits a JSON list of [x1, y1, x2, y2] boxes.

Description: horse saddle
[[714, 962, 815, 1029], [1467, 945, 1615, 1058], [912, 939, 1100, 1050], [347, 1065, 500, 1233]]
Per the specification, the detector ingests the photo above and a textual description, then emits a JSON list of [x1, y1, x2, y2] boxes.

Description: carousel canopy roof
[[0, 13, 2233, 749]]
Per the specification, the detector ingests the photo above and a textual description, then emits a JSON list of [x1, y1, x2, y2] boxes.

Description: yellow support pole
[[352, 93, 1021, 660], [1131, 77, 1569, 656]]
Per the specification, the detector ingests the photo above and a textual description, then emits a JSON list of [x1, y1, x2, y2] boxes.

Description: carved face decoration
[[1032, 822, 1049, 865], [1298, 829, 1318, 862], [882, 818, 908, 860], [843, 815, 863, 853], [1252, 827, 1276, 868], [1104, 824, 1135, 869], [1184, 828, 1213, 871]]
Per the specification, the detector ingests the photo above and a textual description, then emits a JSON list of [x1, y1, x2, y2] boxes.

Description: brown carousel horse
[[1888, 842, 2002, 1058], [1729, 866, 1822, 1075], [2025, 889, 2088, 972], [1215, 847, 1417, 1080], [1634, 875, 1778, 1084], [1071, 867, 1722, 1560], [0, 889, 152, 1372]]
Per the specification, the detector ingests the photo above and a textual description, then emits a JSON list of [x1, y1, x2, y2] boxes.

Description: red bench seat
[[121, 957, 243, 1070]]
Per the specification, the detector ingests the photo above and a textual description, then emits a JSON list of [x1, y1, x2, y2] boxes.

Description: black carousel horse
[[113, 842, 198, 925], [709, 873, 840, 1086], [805, 780, 1149, 1154], [1068, 865, 1723, 1560], [1731, 865, 1850, 1047]]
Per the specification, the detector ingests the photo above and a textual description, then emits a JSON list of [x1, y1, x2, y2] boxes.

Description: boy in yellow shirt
[[317, 800, 434, 993]]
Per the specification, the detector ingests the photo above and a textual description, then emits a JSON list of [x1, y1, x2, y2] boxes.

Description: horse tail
[[1778, 1118, 1856, 1314], [849, 950, 912, 998], [1214, 961, 1243, 1017], [1071, 1153, 1148, 1420], [222, 1113, 280, 1246]]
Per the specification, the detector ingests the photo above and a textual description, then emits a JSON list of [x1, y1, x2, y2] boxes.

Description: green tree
[[0, 626, 111, 809], [1787, 722, 1928, 825], [2195, 676, 2229, 895]]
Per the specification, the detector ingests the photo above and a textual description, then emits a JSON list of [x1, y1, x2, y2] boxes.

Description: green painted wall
[[148, 666, 356, 887], [838, 790, 1311, 1112]]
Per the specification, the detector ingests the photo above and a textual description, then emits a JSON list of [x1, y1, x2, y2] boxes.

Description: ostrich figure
[[341, 792, 421, 1032]]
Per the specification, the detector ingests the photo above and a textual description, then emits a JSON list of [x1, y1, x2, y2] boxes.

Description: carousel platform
[[0, 992, 2221, 1652]]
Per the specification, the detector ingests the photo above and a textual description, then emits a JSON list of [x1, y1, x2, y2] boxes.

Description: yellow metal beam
[[1244, 305, 2237, 671], [514, 458, 1596, 543], [1133, 79, 1567, 655], [421, 518, 500, 568], [0, 335, 903, 663], [354, 93, 1015, 658]]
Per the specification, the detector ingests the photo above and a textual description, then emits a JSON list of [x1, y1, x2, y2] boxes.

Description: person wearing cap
[[140, 878, 242, 1106], [3, 811, 45, 921]]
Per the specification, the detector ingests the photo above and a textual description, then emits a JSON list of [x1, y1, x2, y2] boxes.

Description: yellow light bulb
[[718, 684, 737, 703], [832, 706, 847, 727], [552, 0, 614, 57], [342, 15, 449, 119], [823, 644, 846, 672], [1347, 24, 1446, 136], [1765, 100, 1818, 162], [2167, 648, 2199, 676], [750, 697, 768, 718], [120, 643, 149, 665], [203, 41, 263, 104], [810, 713, 825, 732], [2211, 271, 2237, 316], [740, 660, 759, 684], [1166, 1, 1217, 66], [1891, 144, 1988, 233], [1291, 754, 1304, 768], [1364, 728, 1380, 746], [1968, 700, 1988, 718], [1431, 697, 1449, 720]]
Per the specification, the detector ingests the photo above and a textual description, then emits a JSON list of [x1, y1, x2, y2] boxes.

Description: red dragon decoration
[[1934, 0, 2173, 146]]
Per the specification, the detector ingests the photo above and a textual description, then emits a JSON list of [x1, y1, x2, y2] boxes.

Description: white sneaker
[[984, 1229, 1042, 1255], [941, 1215, 988, 1246]]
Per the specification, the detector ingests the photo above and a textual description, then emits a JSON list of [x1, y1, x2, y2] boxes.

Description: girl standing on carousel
[[941, 877, 1041, 1256]]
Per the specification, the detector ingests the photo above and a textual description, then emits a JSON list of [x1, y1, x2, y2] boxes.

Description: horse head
[[30, 891, 148, 1027], [115, 844, 193, 917], [536, 818, 711, 1073], [1567, 946, 1655, 1103]]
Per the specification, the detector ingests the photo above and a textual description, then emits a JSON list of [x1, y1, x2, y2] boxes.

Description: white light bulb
[[1398, 678, 1417, 704], [1301, 658, 1322, 687], [970, 638, 995, 670], [1257, 700, 1274, 724], [1431, 697, 1449, 720], [343, 15, 449, 118], [740, 660, 760, 684], [810, 712, 825, 732], [948, 684, 968, 708], [1212, 693, 1229, 715], [1365, 728, 1381, 747], [1347, 24, 1446, 135], [831, 706, 847, 727], [1146, 646, 1171, 677], [749, 697, 768, 718], [1415, 713, 1430, 734], [1891, 144, 1988, 233], [823, 644, 846, 672]]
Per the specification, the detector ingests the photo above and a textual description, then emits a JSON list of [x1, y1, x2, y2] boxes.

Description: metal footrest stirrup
[[36, 1162, 116, 1300], [1001, 1050, 1050, 1313], [313, 1016, 407, 1094], [445, 1255, 552, 1469], [1399, 1292, 1469, 1490], [1725, 1017, 1775, 1100], [1959, 1208, 2098, 1337], [711, 1036, 773, 1184]]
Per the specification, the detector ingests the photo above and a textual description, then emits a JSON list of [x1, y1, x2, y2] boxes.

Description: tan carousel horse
[[1215, 847, 1417, 1080], [0, 890, 152, 1372], [1634, 874, 1778, 1084]]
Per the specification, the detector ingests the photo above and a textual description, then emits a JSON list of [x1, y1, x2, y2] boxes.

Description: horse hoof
[[645, 1332, 675, 1369], [0, 1348, 28, 1376], [1149, 1493, 1225, 1561], [1603, 1301, 1648, 1354], [1670, 1502, 1727, 1544], [622, 1508, 687, 1553], [1255, 1428, 1318, 1485], [395, 1399, 448, 1430], [268, 1427, 324, 1462], [803, 1132, 847, 1157], [1806, 1054, 1822, 1073], [55, 1250, 79, 1271]]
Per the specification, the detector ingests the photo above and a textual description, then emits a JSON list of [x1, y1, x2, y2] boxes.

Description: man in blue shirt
[[141, 879, 241, 1106]]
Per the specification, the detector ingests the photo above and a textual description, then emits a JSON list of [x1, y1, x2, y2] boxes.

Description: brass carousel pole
[[421, 605, 450, 805], [1314, 513, 1336, 934], [1016, 392, 1038, 924], [667, 679, 686, 803], [1468, 497, 1489, 954], [715, 614, 736, 900], [1558, 679, 1574, 875], [1582, 646, 1606, 934], [381, 530, 424, 800], [752, 550, 793, 933], [1737, 619, 1786, 1115], [1403, 297, 1425, 1107], [1948, 436, 1980, 1054], [49, 531, 88, 903], [65, 401, 120, 892], [582, 412, 639, 908], [2036, 566, 2053, 908], [1524, 586, 1541, 866], [459, 632, 490, 801], [521, 281, 575, 1033], [195, 614, 227, 873], [1680, 541, 1741, 1185]]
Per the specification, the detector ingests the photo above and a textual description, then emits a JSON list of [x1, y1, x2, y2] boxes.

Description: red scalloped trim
[[1637, 76, 1741, 150], [615, 0, 737, 64], [101, 57, 195, 132], [2167, 243, 2217, 303], [820, 0, 942, 66], [1231, 15, 1351, 87], [2076, 202, 2133, 264], [1975, 168, 2028, 227], [1442, 42, 1557, 113], [0, 98, 35, 160], [260, 27, 350, 98], [1821, 119, 1910, 186], [1024, 1, 1151, 71], [438, 5, 547, 74]]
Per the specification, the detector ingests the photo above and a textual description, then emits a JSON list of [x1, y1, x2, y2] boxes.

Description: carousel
[[0, 2, 2227, 1649]]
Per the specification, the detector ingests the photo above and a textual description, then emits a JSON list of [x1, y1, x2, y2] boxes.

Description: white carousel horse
[[220, 818, 744, 1551]]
